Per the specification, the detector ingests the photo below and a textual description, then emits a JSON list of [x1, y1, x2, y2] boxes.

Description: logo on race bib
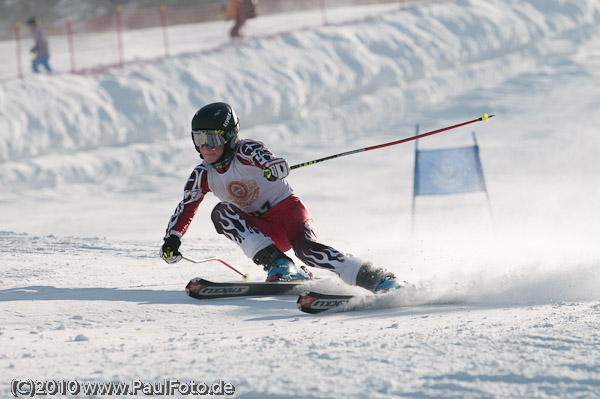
[[227, 180, 259, 207]]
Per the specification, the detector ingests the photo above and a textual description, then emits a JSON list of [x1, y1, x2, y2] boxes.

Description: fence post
[[14, 21, 23, 77], [320, 0, 328, 26], [160, 5, 170, 58], [65, 17, 76, 73], [115, 5, 125, 67], [240, 1, 247, 38]]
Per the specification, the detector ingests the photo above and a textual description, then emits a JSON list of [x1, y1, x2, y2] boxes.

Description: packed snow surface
[[1, 0, 600, 398]]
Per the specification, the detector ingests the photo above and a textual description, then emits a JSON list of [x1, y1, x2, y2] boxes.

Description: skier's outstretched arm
[[161, 164, 210, 264]]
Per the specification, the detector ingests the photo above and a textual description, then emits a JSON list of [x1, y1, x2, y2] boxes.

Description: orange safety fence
[[0, 0, 423, 81]]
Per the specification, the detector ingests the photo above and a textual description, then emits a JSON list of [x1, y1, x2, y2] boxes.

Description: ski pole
[[290, 114, 494, 170], [182, 256, 251, 281]]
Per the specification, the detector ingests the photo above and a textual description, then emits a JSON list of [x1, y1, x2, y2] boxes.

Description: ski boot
[[355, 263, 408, 293], [253, 244, 312, 282]]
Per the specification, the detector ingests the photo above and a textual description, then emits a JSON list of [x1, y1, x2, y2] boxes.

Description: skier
[[161, 102, 406, 293], [27, 17, 52, 74], [226, 0, 257, 39]]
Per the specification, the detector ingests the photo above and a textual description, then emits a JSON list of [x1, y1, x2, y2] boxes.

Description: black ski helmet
[[191, 102, 240, 154]]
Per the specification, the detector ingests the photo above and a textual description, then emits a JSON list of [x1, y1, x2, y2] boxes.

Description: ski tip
[[297, 291, 355, 314]]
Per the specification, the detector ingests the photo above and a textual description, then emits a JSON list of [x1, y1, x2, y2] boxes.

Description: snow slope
[[2, 0, 600, 398]]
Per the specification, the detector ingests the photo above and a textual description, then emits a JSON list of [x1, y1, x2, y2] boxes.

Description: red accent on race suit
[[237, 194, 314, 253]]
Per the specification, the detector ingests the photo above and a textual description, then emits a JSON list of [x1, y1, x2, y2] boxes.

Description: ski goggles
[[191, 129, 228, 150]]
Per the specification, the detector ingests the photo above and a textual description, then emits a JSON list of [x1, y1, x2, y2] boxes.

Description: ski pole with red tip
[[182, 256, 251, 281], [290, 114, 494, 170]]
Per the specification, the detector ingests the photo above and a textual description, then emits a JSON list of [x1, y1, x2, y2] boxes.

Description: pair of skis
[[186, 278, 366, 314], [183, 114, 494, 312]]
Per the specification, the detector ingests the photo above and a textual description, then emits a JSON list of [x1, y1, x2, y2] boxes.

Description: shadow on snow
[[0, 286, 301, 314]]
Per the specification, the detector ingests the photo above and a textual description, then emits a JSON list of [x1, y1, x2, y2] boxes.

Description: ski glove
[[161, 234, 182, 264], [264, 158, 290, 181]]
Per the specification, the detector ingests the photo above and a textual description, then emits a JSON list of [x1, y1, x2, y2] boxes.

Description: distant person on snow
[[226, 0, 257, 39], [27, 17, 52, 73], [160, 102, 407, 293]]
